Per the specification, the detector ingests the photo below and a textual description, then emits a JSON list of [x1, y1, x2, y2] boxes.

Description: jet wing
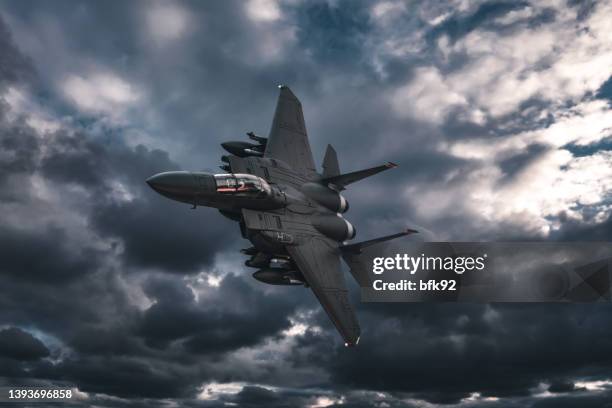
[[287, 237, 360, 346], [265, 86, 317, 175]]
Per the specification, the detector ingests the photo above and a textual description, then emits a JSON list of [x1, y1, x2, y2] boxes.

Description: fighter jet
[[146, 86, 416, 346]]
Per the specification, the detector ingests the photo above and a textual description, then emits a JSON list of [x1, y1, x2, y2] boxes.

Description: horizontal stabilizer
[[322, 162, 398, 190], [340, 228, 418, 254], [340, 229, 418, 287]]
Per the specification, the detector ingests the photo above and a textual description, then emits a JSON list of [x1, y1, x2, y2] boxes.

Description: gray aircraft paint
[[147, 86, 415, 346]]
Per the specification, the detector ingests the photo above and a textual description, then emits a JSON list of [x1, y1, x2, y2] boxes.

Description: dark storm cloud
[[0, 13, 234, 274], [222, 386, 376, 408], [68, 326, 145, 358], [10, 113, 235, 273], [39, 130, 111, 187], [0, 224, 101, 283], [22, 273, 312, 400], [552, 214, 612, 241], [547, 380, 584, 393], [0, 1, 611, 408], [42, 355, 198, 399], [0, 271, 311, 400], [0, 18, 39, 198], [231, 386, 282, 406], [280, 302, 612, 404], [0, 105, 235, 275], [293, 0, 371, 65], [498, 143, 550, 180], [531, 389, 612, 408], [0, 81, 300, 407], [140, 273, 305, 353], [0, 13, 34, 88], [0, 327, 49, 361], [0, 8, 272, 402], [90, 197, 234, 273], [0, 107, 40, 201]]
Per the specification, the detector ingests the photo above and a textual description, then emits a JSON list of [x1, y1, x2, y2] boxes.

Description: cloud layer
[[0, 0, 611, 407]]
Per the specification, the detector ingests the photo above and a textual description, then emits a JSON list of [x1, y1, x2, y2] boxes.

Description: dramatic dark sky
[[0, 0, 611, 407]]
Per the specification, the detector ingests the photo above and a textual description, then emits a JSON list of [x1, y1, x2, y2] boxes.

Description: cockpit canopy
[[214, 173, 272, 197]]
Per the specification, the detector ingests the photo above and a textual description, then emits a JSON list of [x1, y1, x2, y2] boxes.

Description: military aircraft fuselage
[[146, 157, 356, 260], [146, 169, 286, 212], [145, 85, 414, 346]]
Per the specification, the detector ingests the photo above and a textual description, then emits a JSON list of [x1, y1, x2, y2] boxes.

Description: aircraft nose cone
[[146, 171, 197, 195], [145, 173, 168, 192], [145, 175, 158, 188]]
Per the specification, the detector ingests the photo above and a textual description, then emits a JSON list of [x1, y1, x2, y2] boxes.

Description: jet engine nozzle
[[312, 214, 356, 242], [301, 182, 349, 213]]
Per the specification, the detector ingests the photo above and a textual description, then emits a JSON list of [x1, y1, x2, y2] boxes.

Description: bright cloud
[[146, 2, 191, 45], [390, 2, 612, 122], [371, 1, 406, 21], [416, 138, 612, 238], [4, 86, 62, 133], [245, 0, 282, 23], [391, 67, 469, 123], [198, 381, 247, 400], [61, 71, 140, 118], [389, 1, 612, 238], [241, 0, 296, 64]]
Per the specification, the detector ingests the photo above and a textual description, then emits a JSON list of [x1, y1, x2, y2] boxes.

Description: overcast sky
[[0, 0, 611, 407]]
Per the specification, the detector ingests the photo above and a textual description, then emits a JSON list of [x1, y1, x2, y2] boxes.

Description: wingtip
[[343, 336, 360, 348], [386, 161, 399, 168], [405, 228, 419, 234], [278, 85, 299, 101]]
